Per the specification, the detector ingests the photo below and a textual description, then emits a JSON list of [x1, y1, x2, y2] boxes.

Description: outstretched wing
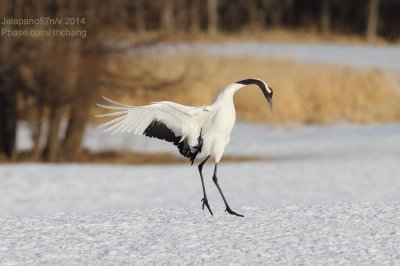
[[96, 97, 208, 163]]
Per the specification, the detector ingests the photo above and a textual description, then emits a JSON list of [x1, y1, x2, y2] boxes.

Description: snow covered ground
[[17, 122, 400, 160], [1, 204, 400, 265], [2, 122, 400, 264], [137, 42, 400, 71]]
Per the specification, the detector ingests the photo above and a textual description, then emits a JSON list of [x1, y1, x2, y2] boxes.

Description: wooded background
[[0, 0, 399, 162]]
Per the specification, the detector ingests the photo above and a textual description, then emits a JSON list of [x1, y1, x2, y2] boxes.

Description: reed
[[99, 54, 400, 124]]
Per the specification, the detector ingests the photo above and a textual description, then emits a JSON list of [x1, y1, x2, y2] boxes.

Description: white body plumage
[[97, 79, 272, 163], [97, 78, 273, 217]]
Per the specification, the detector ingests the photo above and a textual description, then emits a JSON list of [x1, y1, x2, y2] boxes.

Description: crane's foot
[[225, 207, 244, 217], [201, 197, 213, 216]]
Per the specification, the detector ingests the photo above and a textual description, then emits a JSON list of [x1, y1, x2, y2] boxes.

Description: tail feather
[[95, 103, 130, 111], [97, 116, 126, 129], [96, 110, 129, 118], [101, 96, 132, 107], [97, 96, 133, 132]]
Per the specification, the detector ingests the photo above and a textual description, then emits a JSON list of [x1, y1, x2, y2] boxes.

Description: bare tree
[[244, 1, 266, 30], [43, 105, 63, 161], [366, 0, 380, 42], [31, 99, 44, 160], [260, 0, 292, 29], [320, 0, 331, 35], [207, 0, 218, 34], [0, 69, 18, 160], [0, 0, 20, 160], [62, 49, 101, 160], [189, 1, 201, 33], [20, 40, 74, 161], [62, 0, 106, 160], [270, 0, 284, 28], [135, 0, 146, 33], [161, 0, 175, 32]]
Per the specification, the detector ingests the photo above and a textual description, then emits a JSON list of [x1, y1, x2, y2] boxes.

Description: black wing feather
[[143, 120, 202, 164]]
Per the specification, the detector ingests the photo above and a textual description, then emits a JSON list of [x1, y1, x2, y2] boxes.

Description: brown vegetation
[[98, 55, 400, 125], [13, 150, 266, 165]]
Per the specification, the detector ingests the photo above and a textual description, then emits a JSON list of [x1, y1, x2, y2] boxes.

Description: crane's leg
[[198, 156, 213, 215], [212, 163, 244, 217]]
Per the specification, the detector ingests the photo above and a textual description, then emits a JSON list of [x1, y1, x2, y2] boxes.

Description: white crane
[[97, 78, 273, 217]]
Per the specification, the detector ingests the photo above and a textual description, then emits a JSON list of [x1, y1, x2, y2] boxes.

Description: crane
[[97, 78, 273, 217]]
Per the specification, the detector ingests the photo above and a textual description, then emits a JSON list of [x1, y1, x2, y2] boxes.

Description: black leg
[[198, 156, 213, 215], [212, 163, 244, 217]]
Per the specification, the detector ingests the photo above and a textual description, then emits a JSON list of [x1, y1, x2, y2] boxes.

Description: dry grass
[[125, 29, 400, 45], [11, 150, 266, 164], [97, 54, 400, 125]]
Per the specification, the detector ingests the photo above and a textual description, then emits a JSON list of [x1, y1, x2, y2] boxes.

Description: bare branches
[[100, 58, 190, 93]]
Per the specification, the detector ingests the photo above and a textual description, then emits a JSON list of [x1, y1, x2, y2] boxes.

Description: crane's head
[[237, 78, 273, 111]]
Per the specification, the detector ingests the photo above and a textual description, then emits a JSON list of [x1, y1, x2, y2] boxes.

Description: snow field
[[2, 122, 400, 264]]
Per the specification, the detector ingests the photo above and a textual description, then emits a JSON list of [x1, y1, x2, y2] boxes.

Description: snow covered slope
[[1, 204, 400, 265], [16, 122, 400, 160], [0, 157, 399, 217], [3, 123, 400, 264]]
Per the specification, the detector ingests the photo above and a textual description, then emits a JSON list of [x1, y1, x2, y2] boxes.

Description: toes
[[201, 198, 213, 215], [206, 205, 213, 216], [226, 208, 244, 217]]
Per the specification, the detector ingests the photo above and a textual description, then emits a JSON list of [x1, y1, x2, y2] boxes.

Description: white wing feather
[[97, 97, 211, 146]]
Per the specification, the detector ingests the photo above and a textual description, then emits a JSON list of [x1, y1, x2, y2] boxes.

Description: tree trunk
[[270, 0, 283, 28], [320, 0, 331, 35], [0, 86, 17, 160], [135, 0, 146, 33], [207, 0, 218, 34], [161, 0, 175, 32], [62, 49, 99, 160], [248, 1, 265, 30], [32, 103, 44, 160], [62, 96, 90, 160], [62, 0, 103, 161], [366, 0, 380, 42], [189, 1, 201, 33], [43, 105, 63, 161], [0, 0, 17, 160]]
